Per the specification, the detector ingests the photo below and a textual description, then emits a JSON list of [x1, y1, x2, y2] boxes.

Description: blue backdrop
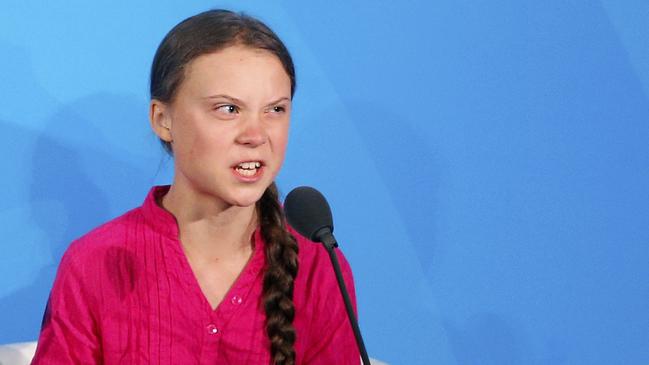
[[1, 1, 648, 364]]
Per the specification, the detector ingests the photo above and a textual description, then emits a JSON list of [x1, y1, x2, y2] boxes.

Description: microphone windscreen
[[283, 186, 334, 242]]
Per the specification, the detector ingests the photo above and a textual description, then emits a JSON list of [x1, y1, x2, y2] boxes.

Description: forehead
[[179, 45, 290, 98]]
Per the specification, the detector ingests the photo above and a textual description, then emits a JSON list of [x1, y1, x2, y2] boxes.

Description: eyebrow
[[203, 94, 291, 107]]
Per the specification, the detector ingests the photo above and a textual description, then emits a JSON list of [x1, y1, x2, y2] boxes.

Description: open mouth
[[233, 161, 263, 177]]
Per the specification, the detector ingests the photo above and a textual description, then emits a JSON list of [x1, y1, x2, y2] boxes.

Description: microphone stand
[[317, 229, 372, 365]]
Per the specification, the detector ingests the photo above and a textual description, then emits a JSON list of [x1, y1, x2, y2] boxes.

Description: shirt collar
[[139, 185, 266, 268], [140, 185, 180, 240]]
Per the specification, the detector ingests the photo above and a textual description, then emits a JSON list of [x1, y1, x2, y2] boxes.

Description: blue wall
[[1, 1, 648, 364]]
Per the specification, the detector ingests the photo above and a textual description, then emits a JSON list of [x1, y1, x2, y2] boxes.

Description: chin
[[227, 189, 267, 208]]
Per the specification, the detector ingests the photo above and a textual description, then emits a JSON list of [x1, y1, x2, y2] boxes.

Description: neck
[[160, 180, 258, 263]]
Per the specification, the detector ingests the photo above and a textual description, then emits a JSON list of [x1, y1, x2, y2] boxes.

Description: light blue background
[[1, 1, 648, 364]]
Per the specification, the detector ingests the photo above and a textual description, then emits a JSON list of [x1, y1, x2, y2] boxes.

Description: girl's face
[[151, 45, 292, 207]]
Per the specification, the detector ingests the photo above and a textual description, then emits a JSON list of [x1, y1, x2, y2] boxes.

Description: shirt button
[[206, 324, 219, 335], [231, 295, 243, 305]]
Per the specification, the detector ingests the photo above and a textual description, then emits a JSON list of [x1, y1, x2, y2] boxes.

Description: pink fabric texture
[[32, 186, 360, 364]]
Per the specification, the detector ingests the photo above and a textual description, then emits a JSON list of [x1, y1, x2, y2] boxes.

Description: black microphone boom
[[284, 186, 372, 365]]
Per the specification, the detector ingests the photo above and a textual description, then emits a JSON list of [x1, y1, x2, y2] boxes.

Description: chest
[[99, 246, 273, 364], [180, 237, 255, 310], [190, 261, 247, 310]]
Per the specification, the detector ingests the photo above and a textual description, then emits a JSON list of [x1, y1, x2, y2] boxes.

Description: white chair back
[[0, 341, 37, 365]]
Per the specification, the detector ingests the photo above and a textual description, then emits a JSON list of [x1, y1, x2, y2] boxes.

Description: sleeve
[[302, 249, 362, 365], [31, 243, 102, 364]]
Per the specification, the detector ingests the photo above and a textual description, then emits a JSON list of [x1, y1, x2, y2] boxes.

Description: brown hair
[[150, 10, 298, 364]]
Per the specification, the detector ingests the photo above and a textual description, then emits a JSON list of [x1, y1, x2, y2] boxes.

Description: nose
[[235, 114, 268, 147]]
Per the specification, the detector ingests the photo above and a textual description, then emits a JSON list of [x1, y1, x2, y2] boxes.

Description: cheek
[[189, 132, 232, 166], [175, 113, 229, 159], [175, 126, 201, 161], [271, 124, 290, 156]]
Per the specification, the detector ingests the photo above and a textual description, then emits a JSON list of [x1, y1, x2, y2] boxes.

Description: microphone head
[[284, 186, 334, 242]]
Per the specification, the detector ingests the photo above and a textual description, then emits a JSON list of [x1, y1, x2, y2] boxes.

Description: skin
[[149, 45, 292, 309]]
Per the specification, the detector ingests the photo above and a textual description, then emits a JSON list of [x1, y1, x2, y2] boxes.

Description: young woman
[[32, 9, 360, 365]]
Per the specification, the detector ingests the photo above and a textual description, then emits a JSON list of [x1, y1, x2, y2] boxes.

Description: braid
[[257, 182, 299, 365]]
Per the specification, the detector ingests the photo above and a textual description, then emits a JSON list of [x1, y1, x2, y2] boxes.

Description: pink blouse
[[32, 186, 360, 364]]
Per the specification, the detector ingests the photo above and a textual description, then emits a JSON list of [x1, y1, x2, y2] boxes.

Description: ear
[[149, 99, 173, 143]]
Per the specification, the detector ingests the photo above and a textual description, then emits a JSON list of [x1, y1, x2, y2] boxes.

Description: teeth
[[235, 161, 261, 177], [237, 168, 256, 177], [237, 161, 261, 169]]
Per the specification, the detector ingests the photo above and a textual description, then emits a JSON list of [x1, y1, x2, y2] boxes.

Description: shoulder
[[288, 226, 356, 304], [60, 207, 143, 269], [49, 207, 147, 309], [287, 227, 361, 363]]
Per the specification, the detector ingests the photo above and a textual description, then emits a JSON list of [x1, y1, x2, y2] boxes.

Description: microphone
[[284, 186, 372, 365], [284, 186, 336, 249]]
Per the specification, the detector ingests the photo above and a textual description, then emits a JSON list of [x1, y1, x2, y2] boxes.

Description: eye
[[215, 104, 239, 114], [268, 105, 287, 114]]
